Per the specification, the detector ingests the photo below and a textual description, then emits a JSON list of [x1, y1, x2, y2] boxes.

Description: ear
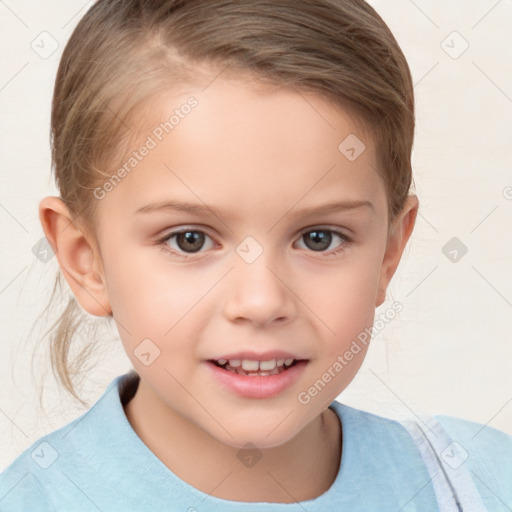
[[375, 194, 419, 307], [38, 196, 111, 317]]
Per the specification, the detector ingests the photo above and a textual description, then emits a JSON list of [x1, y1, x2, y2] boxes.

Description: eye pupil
[[177, 231, 204, 252], [164, 228, 344, 258], [304, 230, 331, 251]]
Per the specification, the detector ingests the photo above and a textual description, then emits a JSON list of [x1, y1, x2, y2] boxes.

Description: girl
[[1, 0, 511, 510]]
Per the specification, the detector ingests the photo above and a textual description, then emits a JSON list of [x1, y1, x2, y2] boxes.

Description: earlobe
[[375, 194, 419, 308], [38, 196, 111, 317]]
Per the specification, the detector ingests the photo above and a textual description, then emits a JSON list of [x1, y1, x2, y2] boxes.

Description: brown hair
[[37, 0, 416, 404]]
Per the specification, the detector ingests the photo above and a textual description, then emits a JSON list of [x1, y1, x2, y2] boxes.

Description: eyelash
[[156, 227, 353, 259]]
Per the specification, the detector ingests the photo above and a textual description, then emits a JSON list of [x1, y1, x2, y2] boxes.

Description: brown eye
[[302, 230, 332, 251], [158, 229, 215, 255], [174, 231, 205, 253], [296, 228, 351, 255]]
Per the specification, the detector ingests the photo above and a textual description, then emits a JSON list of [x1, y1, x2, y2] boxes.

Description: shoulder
[[0, 405, 95, 511], [0, 373, 129, 510], [433, 412, 512, 451], [331, 400, 512, 458], [433, 414, 512, 504], [330, 401, 512, 509], [0, 434, 60, 510]]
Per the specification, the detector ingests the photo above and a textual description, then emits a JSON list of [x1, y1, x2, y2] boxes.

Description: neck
[[123, 377, 342, 503]]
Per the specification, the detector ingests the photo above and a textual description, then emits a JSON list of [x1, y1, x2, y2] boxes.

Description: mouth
[[208, 358, 304, 376], [206, 356, 309, 399]]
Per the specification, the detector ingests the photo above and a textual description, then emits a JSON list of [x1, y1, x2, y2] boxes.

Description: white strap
[[400, 417, 489, 511]]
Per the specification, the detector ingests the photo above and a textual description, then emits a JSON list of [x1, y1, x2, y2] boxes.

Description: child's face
[[77, 75, 416, 448]]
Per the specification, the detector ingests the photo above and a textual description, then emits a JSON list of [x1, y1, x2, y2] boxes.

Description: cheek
[[305, 254, 381, 330], [103, 248, 190, 324], [101, 251, 168, 350], [103, 251, 210, 364]]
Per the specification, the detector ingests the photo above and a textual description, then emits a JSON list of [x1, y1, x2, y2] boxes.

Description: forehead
[[99, 76, 386, 223]]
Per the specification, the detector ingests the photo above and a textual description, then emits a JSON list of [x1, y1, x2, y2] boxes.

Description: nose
[[222, 248, 297, 328]]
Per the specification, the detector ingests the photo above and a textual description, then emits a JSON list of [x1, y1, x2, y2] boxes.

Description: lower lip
[[206, 360, 308, 399]]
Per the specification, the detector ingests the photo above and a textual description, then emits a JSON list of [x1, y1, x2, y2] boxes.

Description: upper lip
[[208, 350, 306, 361]]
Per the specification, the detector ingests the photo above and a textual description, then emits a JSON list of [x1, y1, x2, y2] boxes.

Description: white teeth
[[220, 358, 297, 372], [241, 359, 259, 371], [259, 359, 277, 371]]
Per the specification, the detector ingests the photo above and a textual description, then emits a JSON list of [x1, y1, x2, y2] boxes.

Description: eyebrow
[[134, 199, 374, 217]]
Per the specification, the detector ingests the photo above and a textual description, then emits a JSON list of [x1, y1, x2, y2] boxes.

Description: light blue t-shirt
[[1, 371, 510, 511]]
